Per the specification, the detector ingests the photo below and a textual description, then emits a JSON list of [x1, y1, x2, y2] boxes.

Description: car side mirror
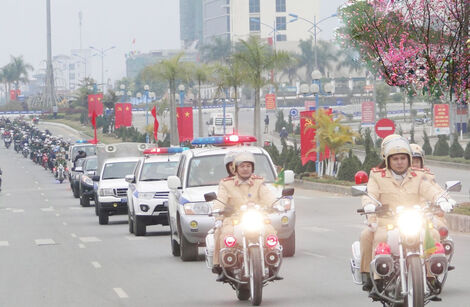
[[92, 175, 100, 182], [445, 181, 461, 192], [75, 166, 83, 173], [351, 185, 367, 197], [204, 192, 217, 202], [125, 174, 135, 183], [167, 176, 181, 190], [86, 170, 96, 176], [284, 170, 295, 185], [281, 188, 294, 197]]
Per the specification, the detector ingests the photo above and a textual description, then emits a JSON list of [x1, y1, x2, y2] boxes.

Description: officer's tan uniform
[[213, 174, 277, 266], [360, 167, 443, 273], [420, 167, 448, 230]]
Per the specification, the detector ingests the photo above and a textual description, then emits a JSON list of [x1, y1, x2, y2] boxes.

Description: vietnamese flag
[[300, 109, 332, 165], [115, 103, 123, 129], [151, 105, 159, 142], [88, 93, 104, 117], [176, 107, 193, 143], [115, 103, 132, 129]]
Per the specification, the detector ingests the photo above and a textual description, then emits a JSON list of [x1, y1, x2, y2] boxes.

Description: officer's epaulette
[[251, 175, 263, 180], [371, 167, 384, 172], [223, 176, 234, 181], [410, 167, 426, 172]]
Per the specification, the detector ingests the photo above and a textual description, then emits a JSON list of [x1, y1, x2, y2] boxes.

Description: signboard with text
[[375, 118, 395, 138], [305, 100, 316, 111], [433, 104, 450, 135], [361, 101, 375, 127], [265, 94, 276, 110]]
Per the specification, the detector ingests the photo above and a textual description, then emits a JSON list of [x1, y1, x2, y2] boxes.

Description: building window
[[250, 17, 260, 31], [69, 63, 75, 70], [276, 0, 286, 12], [276, 16, 286, 30], [249, 0, 260, 13], [69, 73, 75, 80], [276, 34, 287, 41]]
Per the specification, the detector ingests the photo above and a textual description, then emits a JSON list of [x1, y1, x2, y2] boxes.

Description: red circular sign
[[375, 118, 396, 138]]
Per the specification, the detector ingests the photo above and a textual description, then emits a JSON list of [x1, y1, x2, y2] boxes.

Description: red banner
[[176, 107, 193, 143], [88, 93, 104, 117], [265, 94, 276, 110], [10, 90, 16, 101], [151, 105, 159, 142], [361, 101, 375, 126], [300, 109, 331, 165], [115, 103, 132, 129]]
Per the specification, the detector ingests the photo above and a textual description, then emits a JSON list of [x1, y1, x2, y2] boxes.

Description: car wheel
[[180, 233, 198, 261], [80, 196, 90, 207], [169, 222, 180, 256], [94, 198, 99, 216], [72, 185, 80, 198], [280, 231, 295, 257], [98, 210, 109, 225], [128, 209, 134, 234], [133, 214, 146, 236]]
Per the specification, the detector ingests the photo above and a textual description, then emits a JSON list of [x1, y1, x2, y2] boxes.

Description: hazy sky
[[0, 0, 345, 84]]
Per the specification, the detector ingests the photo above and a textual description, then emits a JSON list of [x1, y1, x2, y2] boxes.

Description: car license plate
[[121, 198, 127, 203]]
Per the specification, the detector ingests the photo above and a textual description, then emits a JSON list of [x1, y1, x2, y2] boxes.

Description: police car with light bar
[[125, 147, 186, 236], [166, 136, 296, 261]]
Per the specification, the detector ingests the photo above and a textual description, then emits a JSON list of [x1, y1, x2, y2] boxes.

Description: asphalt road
[[1, 140, 469, 307]]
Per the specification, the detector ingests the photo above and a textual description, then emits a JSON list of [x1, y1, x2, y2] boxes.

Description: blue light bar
[[76, 140, 89, 144], [144, 147, 189, 155], [191, 135, 256, 146], [191, 137, 226, 145]]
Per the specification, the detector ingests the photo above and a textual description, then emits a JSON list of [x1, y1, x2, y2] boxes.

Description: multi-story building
[[202, 0, 320, 51], [179, 0, 203, 49]]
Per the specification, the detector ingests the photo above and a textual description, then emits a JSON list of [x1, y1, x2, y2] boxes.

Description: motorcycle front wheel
[[249, 246, 263, 306], [405, 255, 424, 307]]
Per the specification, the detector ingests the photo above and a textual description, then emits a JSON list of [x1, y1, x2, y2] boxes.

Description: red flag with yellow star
[[176, 107, 193, 143], [300, 109, 331, 165], [115, 103, 124, 129], [121, 103, 132, 127], [88, 93, 104, 117], [151, 105, 158, 142]]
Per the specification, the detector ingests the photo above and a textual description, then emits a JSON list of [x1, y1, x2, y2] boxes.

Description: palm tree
[[280, 53, 300, 86], [142, 52, 189, 145], [9, 56, 33, 92], [199, 36, 232, 63], [233, 36, 290, 144], [298, 38, 337, 84], [189, 63, 212, 137], [1, 64, 15, 104], [213, 58, 245, 133]]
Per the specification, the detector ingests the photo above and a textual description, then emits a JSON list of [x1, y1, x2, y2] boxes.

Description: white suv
[[126, 148, 183, 236], [167, 140, 295, 261]]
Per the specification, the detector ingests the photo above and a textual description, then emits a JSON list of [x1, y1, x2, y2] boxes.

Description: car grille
[[115, 188, 128, 197], [153, 191, 169, 199], [153, 204, 168, 212]]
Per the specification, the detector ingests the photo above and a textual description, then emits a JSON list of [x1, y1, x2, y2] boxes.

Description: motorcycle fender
[[386, 228, 400, 256]]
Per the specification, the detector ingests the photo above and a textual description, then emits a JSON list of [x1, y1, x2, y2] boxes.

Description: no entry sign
[[375, 118, 395, 138]]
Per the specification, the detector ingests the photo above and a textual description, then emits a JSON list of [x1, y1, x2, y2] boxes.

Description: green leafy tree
[[464, 142, 470, 160], [337, 149, 362, 181], [298, 38, 336, 84], [449, 134, 464, 158], [422, 130, 432, 155], [376, 82, 391, 117], [433, 135, 450, 156], [199, 36, 232, 63], [362, 129, 382, 175], [188, 62, 212, 137]]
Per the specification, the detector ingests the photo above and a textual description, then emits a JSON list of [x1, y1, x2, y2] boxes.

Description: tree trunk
[[234, 85, 239, 134], [198, 80, 203, 137], [254, 87, 261, 145], [169, 79, 179, 146]]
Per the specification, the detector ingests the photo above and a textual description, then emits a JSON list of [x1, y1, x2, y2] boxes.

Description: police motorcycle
[[56, 164, 65, 183], [22, 144, 29, 158], [4, 135, 11, 149], [14, 139, 22, 153], [203, 188, 294, 306], [350, 176, 461, 307]]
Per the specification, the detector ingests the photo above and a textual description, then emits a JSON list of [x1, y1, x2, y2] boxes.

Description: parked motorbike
[[4, 137, 11, 149], [350, 180, 461, 306], [204, 189, 293, 306]]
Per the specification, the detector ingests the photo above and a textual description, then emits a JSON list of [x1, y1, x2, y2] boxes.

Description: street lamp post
[[72, 53, 87, 80], [178, 84, 185, 107], [249, 17, 277, 50], [119, 84, 126, 102], [89, 45, 116, 92], [144, 84, 150, 143]]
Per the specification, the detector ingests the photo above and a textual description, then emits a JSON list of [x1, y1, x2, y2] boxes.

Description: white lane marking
[[78, 244, 86, 249], [44, 199, 49, 202], [37, 187, 42, 190], [40, 193, 45, 196], [71, 233, 77, 238], [91, 261, 102, 269], [34, 181, 39, 185], [41, 207, 54, 212], [113, 288, 129, 298], [69, 207, 83, 210], [35, 239, 56, 246], [0, 241, 9, 246], [5, 193, 11, 197], [55, 213, 60, 217], [79, 237, 101, 243], [125, 236, 146, 241], [12, 209, 24, 213], [304, 251, 326, 258], [303, 226, 331, 233], [62, 222, 68, 226]]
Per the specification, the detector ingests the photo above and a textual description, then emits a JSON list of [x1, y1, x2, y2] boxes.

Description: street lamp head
[[288, 13, 298, 18], [120, 84, 125, 90], [310, 83, 320, 94], [178, 84, 185, 91], [324, 82, 335, 94], [136, 92, 142, 98], [144, 84, 150, 91], [331, 13, 338, 18], [311, 70, 322, 81], [300, 83, 309, 94], [127, 90, 132, 96]]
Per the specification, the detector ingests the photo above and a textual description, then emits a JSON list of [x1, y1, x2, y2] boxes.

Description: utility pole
[[79, 11, 83, 50], [45, 0, 57, 117]]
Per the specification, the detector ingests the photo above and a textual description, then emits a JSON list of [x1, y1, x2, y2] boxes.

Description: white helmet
[[223, 151, 237, 175], [381, 134, 412, 168], [410, 143, 424, 166], [234, 151, 255, 171]]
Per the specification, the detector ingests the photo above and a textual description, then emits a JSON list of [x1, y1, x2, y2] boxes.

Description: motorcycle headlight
[[81, 176, 93, 186], [183, 202, 211, 215], [397, 210, 423, 236], [241, 210, 264, 232], [99, 188, 114, 196], [138, 192, 155, 200]]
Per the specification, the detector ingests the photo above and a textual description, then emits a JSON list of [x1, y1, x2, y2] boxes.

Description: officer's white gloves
[[214, 220, 223, 228], [364, 204, 376, 214], [437, 198, 455, 213]]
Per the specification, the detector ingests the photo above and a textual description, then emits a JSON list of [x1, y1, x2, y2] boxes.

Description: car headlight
[[280, 197, 293, 211], [183, 202, 211, 215], [81, 176, 93, 186], [397, 209, 423, 236], [138, 192, 155, 200], [99, 188, 114, 196], [241, 210, 264, 233]]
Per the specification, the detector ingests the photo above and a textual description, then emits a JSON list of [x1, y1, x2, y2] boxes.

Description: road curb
[[41, 121, 91, 139], [446, 213, 470, 233], [294, 179, 351, 195], [425, 159, 470, 170]]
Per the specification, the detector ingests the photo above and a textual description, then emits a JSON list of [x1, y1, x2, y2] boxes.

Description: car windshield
[[102, 161, 137, 180], [72, 145, 96, 160], [75, 158, 85, 167], [85, 157, 98, 171], [187, 153, 276, 187], [140, 161, 178, 181]]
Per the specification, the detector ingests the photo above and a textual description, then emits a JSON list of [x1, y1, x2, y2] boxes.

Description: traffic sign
[[289, 108, 299, 117], [375, 118, 395, 138]]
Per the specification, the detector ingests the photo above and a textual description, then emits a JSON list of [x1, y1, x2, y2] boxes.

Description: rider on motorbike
[[359, 135, 456, 292], [212, 151, 278, 281]]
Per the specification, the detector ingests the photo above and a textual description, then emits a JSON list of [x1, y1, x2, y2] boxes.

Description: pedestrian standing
[[264, 115, 269, 133]]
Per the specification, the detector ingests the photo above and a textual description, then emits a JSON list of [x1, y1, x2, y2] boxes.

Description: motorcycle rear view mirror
[[351, 185, 367, 197], [204, 192, 217, 202], [281, 188, 294, 197], [445, 181, 461, 192]]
